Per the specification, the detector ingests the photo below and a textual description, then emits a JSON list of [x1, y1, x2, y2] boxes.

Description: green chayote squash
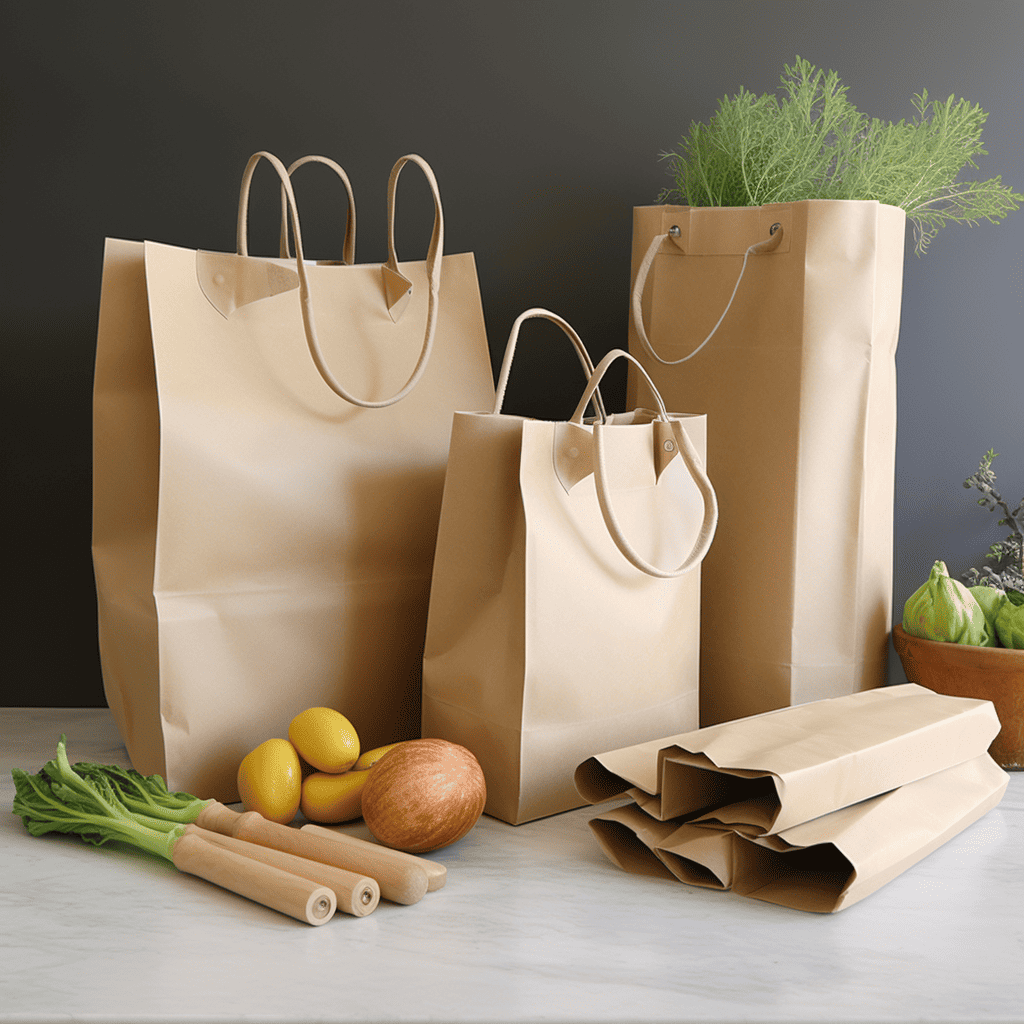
[[994, 589, 1024, 649], [969, 585, 1006, 647], [902, 560, 989, 645]]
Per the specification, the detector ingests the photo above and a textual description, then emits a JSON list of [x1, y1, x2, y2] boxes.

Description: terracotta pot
[[892, 623, 1024, 770]]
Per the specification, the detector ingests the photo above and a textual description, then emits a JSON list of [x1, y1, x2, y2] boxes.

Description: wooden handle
[[184, 825, 379, 917], [194, 800, 244, 834], [194, 802, 430, 905], [199, 806, 428, 905], [170, 831, 336, 926], [301, 824, 447, 892], [237, 812, 429, 904]]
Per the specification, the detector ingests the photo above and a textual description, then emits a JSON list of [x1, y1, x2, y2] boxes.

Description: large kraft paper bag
[[627, 201, 906, 724], [422, 311, 718, 824], [575, 683, 1001, 830], [93, 152, 495, 801]]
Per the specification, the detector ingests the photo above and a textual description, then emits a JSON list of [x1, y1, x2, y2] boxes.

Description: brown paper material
[[656, 821, 735, 889], [587, 754, 1007, 913], [575, 683, 1001, 832], [422, 312, 718, 824], [731, 753, 1008, 913], [627, 201, 906, 724], [587, 803, 680, 880], [93, 152, 495, 801], [589, 804, 734, 889]]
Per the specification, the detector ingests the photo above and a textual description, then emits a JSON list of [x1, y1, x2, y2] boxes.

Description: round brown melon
[[361, 738, 486, 852]]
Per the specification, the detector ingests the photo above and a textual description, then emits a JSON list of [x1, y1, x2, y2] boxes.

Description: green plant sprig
[[660, 57, 1022, 254], [961, 449, 1024, 591]]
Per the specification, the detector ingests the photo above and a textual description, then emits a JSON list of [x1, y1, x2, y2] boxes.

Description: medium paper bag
[[422, 311, 718, 824], [627, 201, 906, 724], [576, 683, 1001, 831], [93, 152, 495, 800], [731, 753, 1008, 913]]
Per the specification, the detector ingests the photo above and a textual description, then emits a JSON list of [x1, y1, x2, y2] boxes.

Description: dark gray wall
[[3, 0, 1021, 707]]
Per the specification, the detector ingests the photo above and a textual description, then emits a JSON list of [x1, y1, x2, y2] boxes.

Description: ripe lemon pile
[[236, 707, 401, 825]]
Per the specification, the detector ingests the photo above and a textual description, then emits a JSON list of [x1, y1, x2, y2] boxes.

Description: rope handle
[[384, 154, 444, 304], [235, 151, 442, 408], [493, 308, 608, 422], [571, 349, 718, 579], [630, 223, 783, 366], [275, 155, 357, 266]]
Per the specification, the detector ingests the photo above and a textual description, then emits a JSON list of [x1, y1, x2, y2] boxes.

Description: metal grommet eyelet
[[769, 222, 782, 235], [663, 439, 675, 452], [668, 225, 681, 237]]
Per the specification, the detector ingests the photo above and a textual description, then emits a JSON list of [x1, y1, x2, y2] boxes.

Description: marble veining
[[2, 708, 1022, 1024]]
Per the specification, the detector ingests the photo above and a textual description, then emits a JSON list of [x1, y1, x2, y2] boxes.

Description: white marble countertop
[[2, 707, 1022, 1024]]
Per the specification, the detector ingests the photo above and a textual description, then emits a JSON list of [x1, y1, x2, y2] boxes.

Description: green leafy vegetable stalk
[[71, 760, 212, 825], [12, 739, 338, 926], [660, 56, 1023, 254], [12, 737, 217, 861]]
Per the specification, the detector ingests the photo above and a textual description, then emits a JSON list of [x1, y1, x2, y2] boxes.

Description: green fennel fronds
[[660, 57, 1022, 254], [11, 736, 185, 861]]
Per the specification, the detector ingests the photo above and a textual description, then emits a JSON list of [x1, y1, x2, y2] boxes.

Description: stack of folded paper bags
[[574, 683, 1008, 913]]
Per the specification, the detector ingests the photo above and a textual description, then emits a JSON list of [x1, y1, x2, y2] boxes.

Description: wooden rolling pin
[[195, 803, 428, 905], [301, 823, 447, 892], [184, 824, 379, 917], [170, 829, 336, 925]]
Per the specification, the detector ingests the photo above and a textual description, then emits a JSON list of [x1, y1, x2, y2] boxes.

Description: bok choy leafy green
[[12, 736, 186, 860], [70, 760, 213, 825], [12, 737, 340, 925]]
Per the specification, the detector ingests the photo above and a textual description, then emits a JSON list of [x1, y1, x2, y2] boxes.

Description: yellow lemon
[[300, 770, 370, 824], [352, 741, 405, 772], [288, 707, 360, 774], [236, 738, 301, 825]]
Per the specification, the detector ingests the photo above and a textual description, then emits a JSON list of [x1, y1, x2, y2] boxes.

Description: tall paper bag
[[628, 201, 906, 723]]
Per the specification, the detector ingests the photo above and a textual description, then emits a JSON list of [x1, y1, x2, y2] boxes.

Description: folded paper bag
[[589, 803, 735, 890], [729, 752, 1008, 913], [587, 754, 1007, 912], [575, 683, 1001, 833], [587, 803, 680, 880], [656, 821, 735, 890]]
